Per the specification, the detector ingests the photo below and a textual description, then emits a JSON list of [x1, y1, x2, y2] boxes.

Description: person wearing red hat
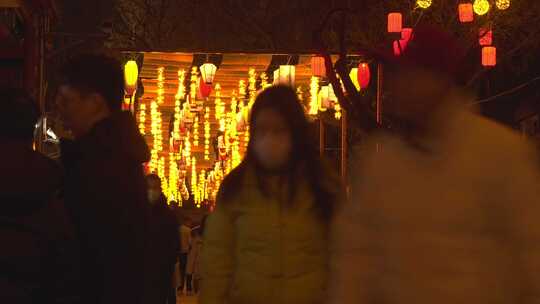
[[330, 25, 540, 303]]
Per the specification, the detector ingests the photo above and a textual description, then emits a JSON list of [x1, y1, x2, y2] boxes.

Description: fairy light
[[190, 67, 199, 102], [173, 70, 185, 142], [496, 0, 510, 10], [260, 72, 271, 89], [204, 107, 211, 160], [309, 76, 319, 115], [148, 99, 162, 173], [296, 86, 304, 103], [248, 68, 257, 109], [334, 102, 342, 120], [138, 103, 146, 134], [416, 0, 432, 9], [157, 67, 165, 104], [193, 116, 200, 146], [168, 151, 179, 203], [191, 157, 197, 201]]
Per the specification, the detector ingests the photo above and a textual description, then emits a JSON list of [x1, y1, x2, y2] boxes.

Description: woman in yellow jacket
[[200, 86, 341, 304]]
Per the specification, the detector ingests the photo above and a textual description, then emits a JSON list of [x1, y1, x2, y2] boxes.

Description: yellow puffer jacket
[[200, 166, 333, 304]]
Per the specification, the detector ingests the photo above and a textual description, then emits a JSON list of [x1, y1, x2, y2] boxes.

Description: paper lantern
[[311, 56, 326, 77], [401, 27, 413, 41], [349, 68, 360, 90], [274, 65, 296, 87], [458, 3, 474, 22], [496, 0, 510, 10], [417, 0, 432, 9], [387, 13, 402, 33], [358, 63, 371, 89], [394, 40, 406, 56], [482, 46, 496, 67], [479, 28, 493, 46], [198, 78, 212, 98], [200, 63, 217, 84], [124, 60, 138, 95], [473, 0, 490, 15]]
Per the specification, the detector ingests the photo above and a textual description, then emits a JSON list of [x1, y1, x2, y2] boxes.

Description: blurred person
[[145, 174, 180, 304], [55, 54, 150, 304], [0, 88, 81, 303], [186, 220, 205, 296], [200, 86, 342, 304], [178, 218, 192, 294], [330, 25, 540, 304]]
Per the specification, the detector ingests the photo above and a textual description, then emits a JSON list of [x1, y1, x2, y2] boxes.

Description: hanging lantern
[[482, 46, 496, 67], [349, 68, 360, 90], [473, 0, 490, 15], [496, 0, 510, 10], [358, 63, 371, 89], [124, 60, 138, 95], [479, 28, 493, 46], [200, 62, 217, 84], [401, 28, 413, 41], [311, 56, 326, 77], [458, 3, 474, 22], [274, 65, 296, 87], [318, 85, 336, 110], [198, 78, 212, 98], [387, 13, 403, 33], [416, 0, 432, 9]]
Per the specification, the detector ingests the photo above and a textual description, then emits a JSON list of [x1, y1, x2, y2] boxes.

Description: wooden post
[[340, 109, 347, 181], [376, 63, 383, 125], [319, 118, 325, 157]]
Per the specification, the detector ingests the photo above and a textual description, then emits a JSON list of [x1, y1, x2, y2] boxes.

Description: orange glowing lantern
[[482, 46, 496, 67], [479, 28, 493, 46], [387, 13, 403, 33], [357, 63, 371, 89], [311, 56, 326, 77], [458, 3, 474, 23]]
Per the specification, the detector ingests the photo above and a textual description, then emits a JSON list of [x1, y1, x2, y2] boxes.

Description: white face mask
[[147, 190, 161, 204]]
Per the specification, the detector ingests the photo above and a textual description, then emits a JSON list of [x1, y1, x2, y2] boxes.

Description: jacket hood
[[0, 142, 62, 215], [63, 111, 150, 164]]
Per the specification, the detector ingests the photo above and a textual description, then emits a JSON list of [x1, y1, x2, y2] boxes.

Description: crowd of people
[[1, 25, 540, 304]]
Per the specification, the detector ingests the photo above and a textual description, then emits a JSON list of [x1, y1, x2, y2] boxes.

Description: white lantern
[[124, 60, 138, 95], [200, 63, 217, 84], [273, 65, 296, 87]]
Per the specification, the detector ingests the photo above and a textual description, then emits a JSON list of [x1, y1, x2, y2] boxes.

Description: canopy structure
[[129, 51, 347, 208]]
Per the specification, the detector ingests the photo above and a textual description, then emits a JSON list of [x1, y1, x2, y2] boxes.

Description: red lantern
[[479, 28, 493, 46], [387, 13, 403, 33], [198, 78, 212, 98], [311, 56, 326, 77], [357, 63, 371, 89], [401, 27, 413, 41], [482, 46, 496, 67], [459, 3, 474, 23]]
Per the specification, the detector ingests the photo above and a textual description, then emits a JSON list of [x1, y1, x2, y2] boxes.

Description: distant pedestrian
[[56, 54, 150, 304], [145, 174, 180, 304], [186, 221, 204, 295], [200, 86, 342, 304], [178, 218, 192, 294]]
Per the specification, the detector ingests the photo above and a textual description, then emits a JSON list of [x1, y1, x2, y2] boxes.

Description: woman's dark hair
[[218, 85, 337, 220]]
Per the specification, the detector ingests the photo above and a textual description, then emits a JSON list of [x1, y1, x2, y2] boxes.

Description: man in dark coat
[[0, 88, 81, 303], [56, 54, 150, 304], [146, 174, 180, 304]]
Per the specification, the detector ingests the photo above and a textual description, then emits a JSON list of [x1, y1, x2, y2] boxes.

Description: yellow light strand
[[204, 107, 210, 160], [157, 67, 165, 104], [309, 76, 319, 115], [138, 103, 146, 135], [193, 116, 199, 146], [190, 67, 198, 102]]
